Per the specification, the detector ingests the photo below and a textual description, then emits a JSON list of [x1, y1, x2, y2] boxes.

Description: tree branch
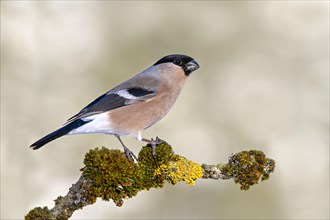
[[25, 141, 275, 220]]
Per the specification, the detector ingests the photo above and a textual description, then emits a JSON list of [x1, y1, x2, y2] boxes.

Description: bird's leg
[[115, 136, 137, 161], [142, 136, 165, 156]]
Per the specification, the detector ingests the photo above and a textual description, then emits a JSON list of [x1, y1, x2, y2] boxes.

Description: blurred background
[[1, 1, 329, 219]]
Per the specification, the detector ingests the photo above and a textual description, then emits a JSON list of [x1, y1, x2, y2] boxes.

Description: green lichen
[[82, 147, 142, 206], [80, 143, 176, 206], [220, 150, 276, 190], [25, 206, 52, 220], [137, 143, 174, 189]]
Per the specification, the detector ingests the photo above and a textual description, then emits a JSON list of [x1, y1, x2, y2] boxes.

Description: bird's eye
[[174, 59, 181, 66]]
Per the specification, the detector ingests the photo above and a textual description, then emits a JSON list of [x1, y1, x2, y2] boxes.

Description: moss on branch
[[25, 141, 275, 220], [202, 150, 276, 190]]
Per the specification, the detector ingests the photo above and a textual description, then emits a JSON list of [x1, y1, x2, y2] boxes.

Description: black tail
[[30, 119, 90, 150]]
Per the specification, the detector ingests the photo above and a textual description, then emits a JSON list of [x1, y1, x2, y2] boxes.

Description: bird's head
[[154, 54, 200, 76]]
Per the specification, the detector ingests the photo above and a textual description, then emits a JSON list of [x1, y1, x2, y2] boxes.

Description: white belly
[[67, 112, 140, 139]]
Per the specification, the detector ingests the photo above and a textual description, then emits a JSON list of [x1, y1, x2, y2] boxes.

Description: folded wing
[[66, 87, 157, 123]]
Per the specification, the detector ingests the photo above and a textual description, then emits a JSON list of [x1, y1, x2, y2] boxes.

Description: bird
[[30, 54, 200, 159]]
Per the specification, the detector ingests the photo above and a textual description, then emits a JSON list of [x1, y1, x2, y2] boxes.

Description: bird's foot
[[123, 146, 138, 162], [149, 137, 165, 157]]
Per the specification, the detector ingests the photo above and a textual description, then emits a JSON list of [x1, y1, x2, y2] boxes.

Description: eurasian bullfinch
[[30, 54, 200, 158]]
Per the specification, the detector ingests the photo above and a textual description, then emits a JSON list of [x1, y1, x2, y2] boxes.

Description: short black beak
[[184, 60, 200, 76]]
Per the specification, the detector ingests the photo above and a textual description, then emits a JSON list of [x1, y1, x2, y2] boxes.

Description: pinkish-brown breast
[[108, 65, 187, 136]]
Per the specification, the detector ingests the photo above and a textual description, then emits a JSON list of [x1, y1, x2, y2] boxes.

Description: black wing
[[66, 87, 156, 122]]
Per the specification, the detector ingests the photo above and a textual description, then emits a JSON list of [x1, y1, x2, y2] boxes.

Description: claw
[[151, 142, 157, 157], [123, 147, 138, 162], [154, 136, 165, 145], [116, 135, 137, 162], [147, 137, 165, 157]]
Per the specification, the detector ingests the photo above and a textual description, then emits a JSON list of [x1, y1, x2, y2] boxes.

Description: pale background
[[1, 1, 329, 219]]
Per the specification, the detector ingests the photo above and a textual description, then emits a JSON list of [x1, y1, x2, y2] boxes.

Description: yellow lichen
[[155, 155, 203, 186], [137, 143, 174, 189]]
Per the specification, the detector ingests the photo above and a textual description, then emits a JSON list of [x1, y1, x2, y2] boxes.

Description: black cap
[[153, 54, 200, 76]]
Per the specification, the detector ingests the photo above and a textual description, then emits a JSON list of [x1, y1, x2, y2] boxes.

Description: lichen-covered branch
[[202, 151, 276, 190], [25, 141, 275, 220]]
